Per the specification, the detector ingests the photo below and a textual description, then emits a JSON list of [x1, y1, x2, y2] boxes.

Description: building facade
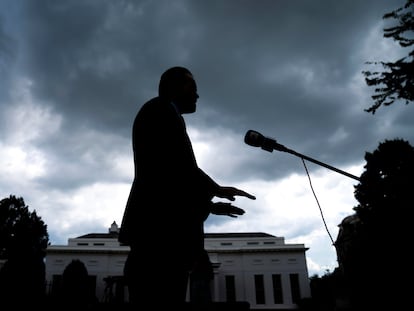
[[45, 222, 311, 309]]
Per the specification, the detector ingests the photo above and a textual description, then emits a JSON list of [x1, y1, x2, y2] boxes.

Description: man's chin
[[182, 106, 196, 114]]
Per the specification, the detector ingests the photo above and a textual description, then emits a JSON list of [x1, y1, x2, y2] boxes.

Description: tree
[[354, 138, 414, 231], [342, 139, 414, 309], [363, 0, 414, 114], [57, 259, 97, 307], [0, 195, 49, 305], [0, 195, 49, 259], [307, 271, 337, 311]]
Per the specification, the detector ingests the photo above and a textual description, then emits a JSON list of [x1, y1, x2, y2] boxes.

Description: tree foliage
[[0, 195, 49, 259], [0, 195, 49, 305], [354, 138, 414, 228], [339, 139, 414, 309], [363, 0, 414, 114]]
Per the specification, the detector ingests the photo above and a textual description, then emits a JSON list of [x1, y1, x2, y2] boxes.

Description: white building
[[45, 222, 311, 309]]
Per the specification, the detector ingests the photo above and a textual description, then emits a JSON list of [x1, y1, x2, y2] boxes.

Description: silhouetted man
[[119, 66, 255, 308]]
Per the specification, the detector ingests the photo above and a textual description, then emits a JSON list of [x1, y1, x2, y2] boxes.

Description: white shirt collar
[[170, 101, 181, 115]]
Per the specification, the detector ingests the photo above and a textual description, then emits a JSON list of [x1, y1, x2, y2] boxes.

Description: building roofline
[[75, 232, 276, 240]]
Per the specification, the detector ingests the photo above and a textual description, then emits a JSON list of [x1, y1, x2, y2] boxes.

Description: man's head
[[159, 66, 199, 114]]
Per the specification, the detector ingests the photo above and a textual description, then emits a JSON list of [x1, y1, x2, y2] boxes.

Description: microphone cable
[[301, 157, 335, 245]]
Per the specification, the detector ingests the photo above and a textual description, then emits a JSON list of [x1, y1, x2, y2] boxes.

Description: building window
[[254, 274, 266, 304], [289, 273, 301, 304], [272, 274, 283, 304], [225, 275, 236, 302]]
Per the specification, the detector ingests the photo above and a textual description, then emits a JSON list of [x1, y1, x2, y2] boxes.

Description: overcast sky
[[1, 0, 412, 277]]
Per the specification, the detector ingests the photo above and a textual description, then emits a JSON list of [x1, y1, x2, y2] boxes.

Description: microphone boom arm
[[244, 130, 360, 181], [276, 143, 360, 181]]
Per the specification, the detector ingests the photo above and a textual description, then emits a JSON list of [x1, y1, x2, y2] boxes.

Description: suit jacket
[[119, 97, 219, 264]]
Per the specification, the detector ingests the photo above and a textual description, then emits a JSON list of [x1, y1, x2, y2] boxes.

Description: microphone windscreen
[[244, 130, 264, 147]]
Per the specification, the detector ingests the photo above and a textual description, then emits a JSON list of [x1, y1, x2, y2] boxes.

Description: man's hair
[[158, 66, 192, 99]]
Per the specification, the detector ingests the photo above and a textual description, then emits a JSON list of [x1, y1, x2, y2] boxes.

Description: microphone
[[244, 130, 287, 152], [244, 130, 361, 181]]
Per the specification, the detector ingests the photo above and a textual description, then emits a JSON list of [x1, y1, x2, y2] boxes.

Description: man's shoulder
[[140, 96, 169, 111], [134, 97, 175, 127], [138, 97, 175, 115], [140, 96, 159, 109], [146, 96, 161, 104]]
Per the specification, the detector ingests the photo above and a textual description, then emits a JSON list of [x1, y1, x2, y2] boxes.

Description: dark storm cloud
[[2, 0, 411, 186], [34, 128, 131, 190], [0, 16, 17, 107], [18, 0, 204, 134], [180, 0, 412, 179]]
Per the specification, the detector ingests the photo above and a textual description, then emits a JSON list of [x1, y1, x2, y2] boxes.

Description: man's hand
[[215, 186, 256, 201], [210, 202, 245, 218]]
